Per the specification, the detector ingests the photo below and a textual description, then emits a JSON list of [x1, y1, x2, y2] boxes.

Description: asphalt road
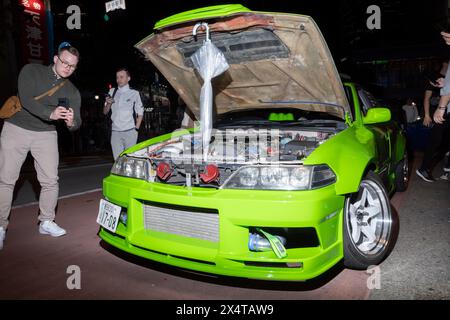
[[368, 158, 450, 300], [0, 189, 371, 300], [0, 154, 449, 300], [12, 159, 113, 207]]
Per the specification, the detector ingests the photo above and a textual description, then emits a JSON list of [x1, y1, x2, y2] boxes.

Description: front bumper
[[99, 175, 345, 281]]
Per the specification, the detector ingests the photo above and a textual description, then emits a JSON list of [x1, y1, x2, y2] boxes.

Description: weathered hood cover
[[136, 9, 350, 119]]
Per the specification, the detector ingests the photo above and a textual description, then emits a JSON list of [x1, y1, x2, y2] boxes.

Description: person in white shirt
[[402, 98, 418, 124], [103, 68, 144, 160]]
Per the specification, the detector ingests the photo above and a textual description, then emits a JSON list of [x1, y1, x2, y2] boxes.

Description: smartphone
[[105, 94, 114, 104], [58, 98, 69, 109]]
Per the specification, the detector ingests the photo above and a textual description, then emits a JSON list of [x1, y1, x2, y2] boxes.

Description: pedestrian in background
[[103, 68, 144, 160], [402, 98, 419, 124], [422, 60, 447, 127], [416, 33, 450, 182], [0, 42, 82, 249]]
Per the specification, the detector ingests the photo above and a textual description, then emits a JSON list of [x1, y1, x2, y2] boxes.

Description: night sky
[[46, 0, 449, 95]]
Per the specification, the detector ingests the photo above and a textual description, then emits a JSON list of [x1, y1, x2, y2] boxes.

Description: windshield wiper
[[259, 100, 346, 114], [296, 119, 342, 124], [215, 119, 273, 127], [216, 119, 344, 127]]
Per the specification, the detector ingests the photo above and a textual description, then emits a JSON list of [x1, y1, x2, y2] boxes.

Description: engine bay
[[127, 128, 336, 188]]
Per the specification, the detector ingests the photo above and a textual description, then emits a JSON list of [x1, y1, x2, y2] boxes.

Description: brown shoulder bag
[[0, 80, 67, 119]]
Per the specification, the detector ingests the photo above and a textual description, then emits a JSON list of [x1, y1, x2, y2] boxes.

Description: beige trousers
[[0, 122, 59, 229]]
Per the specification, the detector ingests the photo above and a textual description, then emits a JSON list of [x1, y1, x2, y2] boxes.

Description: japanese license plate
[[97, 199, 121, 233]]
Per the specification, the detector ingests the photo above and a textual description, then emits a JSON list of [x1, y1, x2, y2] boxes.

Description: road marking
[[59, 162, 113, 171], [12, 188, 102, 209]]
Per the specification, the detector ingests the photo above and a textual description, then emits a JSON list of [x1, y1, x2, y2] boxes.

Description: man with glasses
[[0, 42, 82, 250]]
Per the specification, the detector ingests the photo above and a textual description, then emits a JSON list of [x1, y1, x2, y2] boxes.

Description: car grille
[[142, 202, 219, 242]]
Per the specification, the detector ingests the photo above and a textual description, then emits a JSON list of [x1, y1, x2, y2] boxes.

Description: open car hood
[[135, 5, 351, 120]]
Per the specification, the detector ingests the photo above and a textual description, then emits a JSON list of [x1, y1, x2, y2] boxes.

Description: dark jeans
[[420, 113, 450, 171]]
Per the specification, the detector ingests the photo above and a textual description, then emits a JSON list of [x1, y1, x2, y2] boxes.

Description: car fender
[[304, 126, 376, 195], [392, 130, 407, 164]]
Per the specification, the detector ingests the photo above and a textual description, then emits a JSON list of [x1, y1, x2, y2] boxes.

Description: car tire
[[395, 153, 409, 192], [343, 171, 399, 270]]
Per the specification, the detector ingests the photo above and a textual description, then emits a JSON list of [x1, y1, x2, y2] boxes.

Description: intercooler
[[142, 202, 219, 242]]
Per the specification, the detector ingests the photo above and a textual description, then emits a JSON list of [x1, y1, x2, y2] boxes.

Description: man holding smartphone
[[103, 68, 143, 160], [0, 42, 82, 250]]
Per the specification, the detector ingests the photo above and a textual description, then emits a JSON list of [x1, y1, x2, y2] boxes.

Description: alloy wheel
[[345, 179, 392, 256]]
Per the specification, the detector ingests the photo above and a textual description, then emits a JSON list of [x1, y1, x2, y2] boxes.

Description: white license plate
[[97, 199, 121, 233]]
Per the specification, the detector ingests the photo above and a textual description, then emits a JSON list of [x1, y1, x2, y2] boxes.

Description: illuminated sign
[[105, 0, 126, 13], [18, 0, 48, 65]]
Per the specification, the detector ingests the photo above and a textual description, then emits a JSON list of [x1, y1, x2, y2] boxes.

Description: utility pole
[[44, 0, 54, 59]]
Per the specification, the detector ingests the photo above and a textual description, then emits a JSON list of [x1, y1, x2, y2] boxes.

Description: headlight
[[260, 167, 290, 188], [239, 167, 259, 187], [222, 165, 335, 190], [111, 156, 149, 180]]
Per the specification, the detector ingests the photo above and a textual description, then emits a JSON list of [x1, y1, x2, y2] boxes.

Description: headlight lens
[[239, 167, 259, 187], [111, 156, 149, 180], [290, 167, 312, 189], [260, 167, 290, 188], [222, 165, 335, 190]]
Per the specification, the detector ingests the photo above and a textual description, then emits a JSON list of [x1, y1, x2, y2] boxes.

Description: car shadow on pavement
[[99, 240, 346, 291]]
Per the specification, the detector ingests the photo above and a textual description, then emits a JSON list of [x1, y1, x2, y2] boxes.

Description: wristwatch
[[134, 127, 139, 131]]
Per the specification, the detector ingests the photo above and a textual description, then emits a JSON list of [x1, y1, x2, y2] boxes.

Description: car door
[[357, 87, 392, 185]]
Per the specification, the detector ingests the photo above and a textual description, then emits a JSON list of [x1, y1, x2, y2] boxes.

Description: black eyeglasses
[[57, 56, 77, 70]]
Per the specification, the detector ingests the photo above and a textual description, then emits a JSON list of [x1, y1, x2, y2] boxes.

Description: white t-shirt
[[108, 84, 143, 131]]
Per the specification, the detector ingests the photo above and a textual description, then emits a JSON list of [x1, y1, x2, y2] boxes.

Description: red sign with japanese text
[[18, 0, 49, 66]]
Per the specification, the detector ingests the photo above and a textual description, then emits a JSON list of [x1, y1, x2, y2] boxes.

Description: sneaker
[[416, 169, 435, 182], [440, 173, 449, 181], [0, 227, 5, 250], [444, 166, 450, 173], [39, 221, 66, 237]]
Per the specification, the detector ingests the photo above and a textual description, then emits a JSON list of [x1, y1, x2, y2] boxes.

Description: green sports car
[[97, 5, 408, 281]]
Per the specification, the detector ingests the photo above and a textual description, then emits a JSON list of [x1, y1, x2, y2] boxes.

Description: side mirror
[[363, 107, 391, 124]]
